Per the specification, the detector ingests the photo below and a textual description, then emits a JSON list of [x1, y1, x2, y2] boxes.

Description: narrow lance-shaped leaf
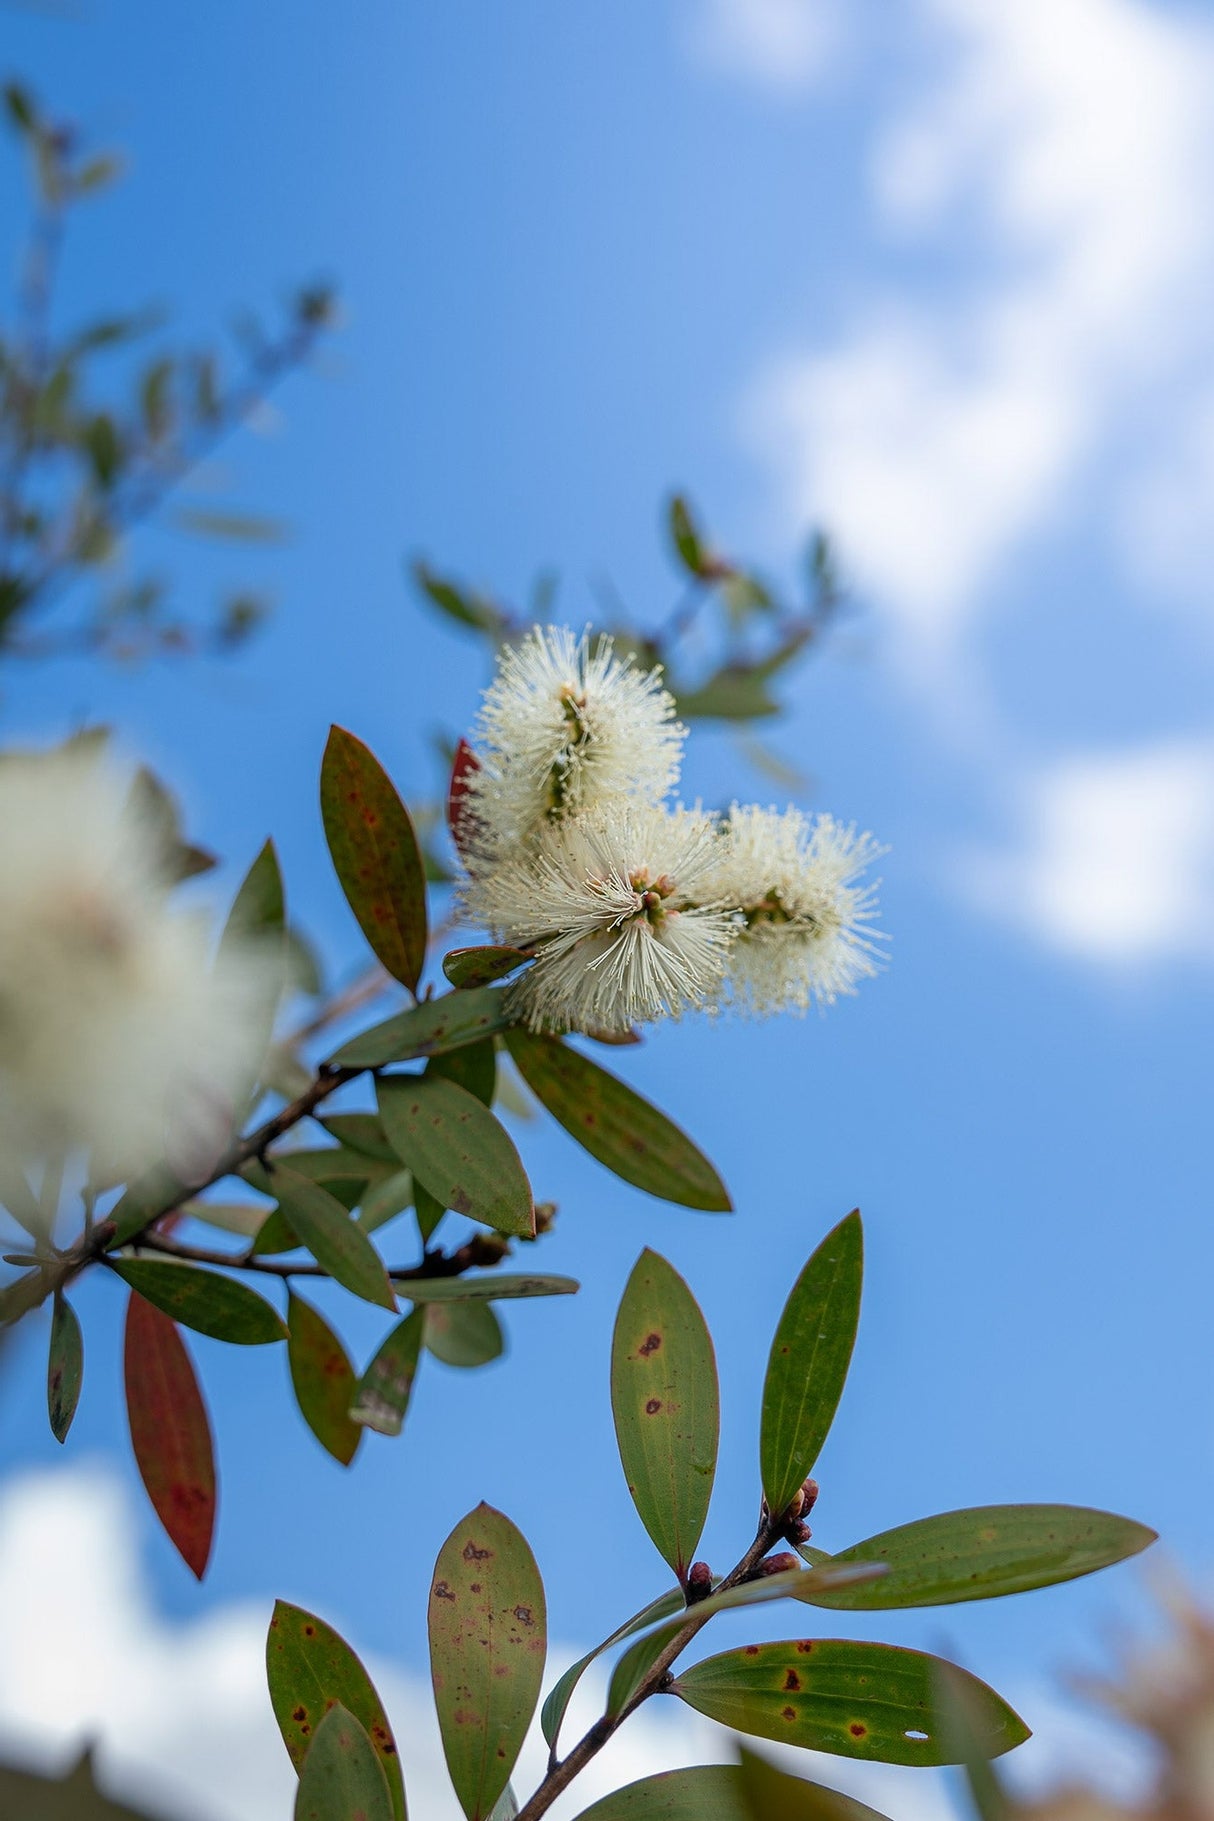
[[398, 1274, 578, 1304], [802, 1504, 1157, 1610], [273, 1168, 396, 1312], [378, 1075, 534, 1239], [330, 987, 512, 1071], [287, 1292, 362, 1466], [671, 1639, 1029, 1767], [611, 1250, 719, 1583], [266, 1599, 406, 1821], [123, 1294, 216, 1579], [571, 1756, 891, 1821], [352, 1310, 425, 1436], [505, 1031, 730, 1212], [109, 1259, 287, 1345], [321, 726, 427, 992], [293, 1704, 393, 1821], [47, 1291, 83, 1442], [443, 946, 531, 990], [428, 1503, 547, 1821], [760, 1211, 863, 1519], [541, 1587, 685, 1753]]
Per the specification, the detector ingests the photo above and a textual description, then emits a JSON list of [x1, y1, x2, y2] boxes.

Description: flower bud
[[757, 1551, 801, 1577], [686, 1561, 713, 1603]]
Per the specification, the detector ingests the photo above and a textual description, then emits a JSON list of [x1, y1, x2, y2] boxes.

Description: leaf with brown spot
[[321, 725, 427, 992], [267, 1599, 406, 1821], [504, 1032, 730, 1211], [123, 1293, 216, 1579], [287, 1291, 363, 1466], [428, 1503, 547, 1821], [47, 1290, 83, 1442], [671, 1639, 1029, 1766], [611, 1250, 718, 1583], [293, 1702, 394, 1821], [378, 1076, 533, 1239], [108, 1259, 287, 1345], [760, 1211, 863, 1520], [802, 1504, 1157, 1610]]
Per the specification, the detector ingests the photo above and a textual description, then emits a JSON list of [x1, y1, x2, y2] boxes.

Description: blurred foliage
[[0, 80, 334, 664]]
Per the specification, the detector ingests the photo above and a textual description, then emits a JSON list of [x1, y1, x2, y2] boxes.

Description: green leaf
[[611, 1250, 719, 1582], [676, 670, 779, 721], [541, 1588, 684, 1753], [413, 560, 501, 632], [321, 726, 427, 992], [47, 1292, 83, 1442], [760, 1212, 863, 1519], [287, 1292, 363, 1466], [736, 1746, 893, 1820], [442, 947, 531, 990], [504, 1032, 730, 1212], [293, 1704, 393, 1821], [357, 1169, 415, 1235], [123, 1295, 216, 1578], [671, 1640, 1029, 1766], [352, 1310, 425, 1435], [428, 1503, 547, 1821], [329, 987, 511, 1070], [668, 495, 709, 577], [108, 1166, 182, 1246], [176, 507, 287, 543], [274, 1168, 396, 1311], [267, 1599, 405, 1821], [428, 1038, 496, 1108], [604, 1563, 890, 1721], [320, 1113, 398, 1163], [0, 1268, 49, 1328], [571, 1765, 752, 1821], [109, 1259, 286, 1345], [929, 1660, 1014, 1821], [803, 1504, 1157, 1610], [378, 1076, 534, 1238], [224, 839, 285, 943], [398, 1273, 578, 1303], [424, 1300, 503, 1368], [181, 1200, 271, 1240]]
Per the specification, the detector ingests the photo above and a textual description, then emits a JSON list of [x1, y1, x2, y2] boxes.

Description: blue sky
[[1, 3, 1212, 1817]]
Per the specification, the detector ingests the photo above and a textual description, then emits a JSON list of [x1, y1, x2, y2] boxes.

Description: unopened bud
[[800, 1477, 820, 1514], [531, 1201, 557, 1237], [786, 1519, 812, 1546], [758, 1551, 801, 1577], [686, 1561, 713, 1603]]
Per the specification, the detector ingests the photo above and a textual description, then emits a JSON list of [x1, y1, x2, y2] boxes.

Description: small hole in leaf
[[904, 1728, 930, 1742]]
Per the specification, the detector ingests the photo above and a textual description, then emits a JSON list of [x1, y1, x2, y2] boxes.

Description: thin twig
[[516, 1514, 785, 1821]]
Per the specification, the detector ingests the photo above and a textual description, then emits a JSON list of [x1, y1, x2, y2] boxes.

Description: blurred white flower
[[466, 802, 735, 1033], [702, 804, 884, 1014], [0, 746, 277, 1194], [466, 625, 685, 858]]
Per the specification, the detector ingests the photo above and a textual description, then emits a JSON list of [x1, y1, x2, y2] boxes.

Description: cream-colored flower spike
[[466, 625, 685, 859], [701, 804, 884, 1015], [0, 745, 277, 1192], [466, 801, 736, 1034]]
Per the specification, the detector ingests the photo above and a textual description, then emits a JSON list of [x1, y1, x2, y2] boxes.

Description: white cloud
[[743, 0, 1214, 647], [959, 739, 1214, 963], [685, 0, 838, 92], [0, 1464, 962, 1821]]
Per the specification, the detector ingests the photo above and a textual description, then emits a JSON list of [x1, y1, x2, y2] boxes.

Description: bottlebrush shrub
[[0, 627, 882, 1577]]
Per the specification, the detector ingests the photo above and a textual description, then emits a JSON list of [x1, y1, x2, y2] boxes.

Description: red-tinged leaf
[[322, 726, 427, 992], [123, 1294, 216, 1578], [447, 739, 482, 860], [287, 1291, 363, 1466]]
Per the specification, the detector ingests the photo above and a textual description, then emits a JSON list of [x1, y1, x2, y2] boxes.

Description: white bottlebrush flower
[[465, 625, 685, 858], [0, 746, 278, 1194], [702, 804, 885, 1015], [466, 801, 736, 1033]]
